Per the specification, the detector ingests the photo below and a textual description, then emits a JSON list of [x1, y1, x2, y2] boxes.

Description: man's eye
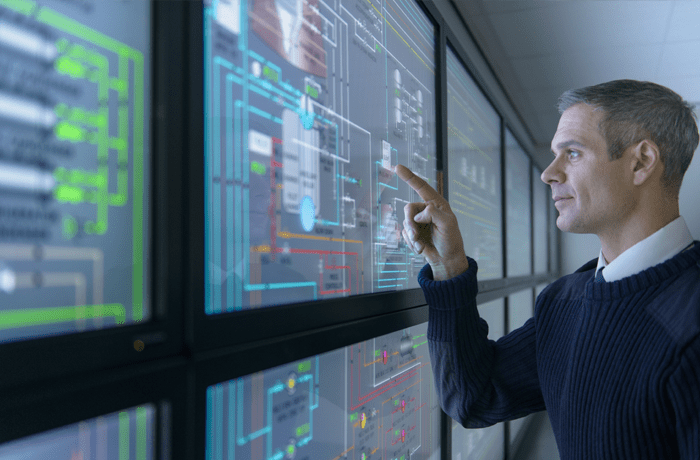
[[568, 150, 580, 158]]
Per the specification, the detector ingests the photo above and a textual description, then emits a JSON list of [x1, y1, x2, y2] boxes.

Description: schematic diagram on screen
[[207, 323, 441, 460], [0, 0, 150, 342], [205, 0, 437, 313]]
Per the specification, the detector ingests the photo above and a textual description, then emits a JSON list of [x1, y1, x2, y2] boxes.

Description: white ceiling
[[452, 0, 700, 148]]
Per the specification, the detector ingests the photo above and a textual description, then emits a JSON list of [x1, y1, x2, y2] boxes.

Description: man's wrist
[[430, 257, 469, 281]]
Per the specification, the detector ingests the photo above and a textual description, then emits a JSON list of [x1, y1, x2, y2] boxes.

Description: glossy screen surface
[[0, 0, 151, 343], [446, 47, 502, 280], [0, 404, 156, 459], [206, 322, 441, 460], [204, 0, 437, 313]]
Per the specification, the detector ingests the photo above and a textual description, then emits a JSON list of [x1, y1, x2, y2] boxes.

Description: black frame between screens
[[0, 0, 185, 390], [0, 358, 188, 458], [186, 0, 443, 352]]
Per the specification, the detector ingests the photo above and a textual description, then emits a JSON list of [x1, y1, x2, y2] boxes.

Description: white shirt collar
[[595, 216, 694, 282]]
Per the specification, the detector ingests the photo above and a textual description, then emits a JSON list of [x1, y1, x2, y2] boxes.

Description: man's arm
[[421, 259, 544, 427], [668, 335, 700, 458], [396, 164, 544, 426]]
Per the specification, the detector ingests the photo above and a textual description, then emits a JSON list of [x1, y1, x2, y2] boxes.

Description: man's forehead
[[551, 104, 604, 149]]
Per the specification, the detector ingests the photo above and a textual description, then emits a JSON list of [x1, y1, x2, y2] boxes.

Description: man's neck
[[599, 210, 680, 263]]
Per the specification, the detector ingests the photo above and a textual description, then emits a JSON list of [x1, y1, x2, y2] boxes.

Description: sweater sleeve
[[668, 335, 700, 458], [420, 257, 545, 428]]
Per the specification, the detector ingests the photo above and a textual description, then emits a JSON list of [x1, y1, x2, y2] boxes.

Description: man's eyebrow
[[551, 140, 585, 153]]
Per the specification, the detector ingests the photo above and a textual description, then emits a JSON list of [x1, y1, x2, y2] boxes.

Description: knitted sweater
[[420, 242, 700, 459]]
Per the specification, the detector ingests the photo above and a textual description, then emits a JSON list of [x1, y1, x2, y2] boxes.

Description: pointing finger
[[395, 164, 441, 203]]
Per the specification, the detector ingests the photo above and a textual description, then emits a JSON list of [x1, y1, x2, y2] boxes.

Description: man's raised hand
[[394, 164, 469, 281]]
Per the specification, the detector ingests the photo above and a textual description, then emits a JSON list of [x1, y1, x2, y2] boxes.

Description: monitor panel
[[205, 321, 441, 460], [203, 0, 437, 313], [0, 0, 151, 343], [445, 45, 502, 280], [533, 166, 548, 273], [0, 404, 157, 459], [549, 199, 558, 275], [505, 129, 531, 277]]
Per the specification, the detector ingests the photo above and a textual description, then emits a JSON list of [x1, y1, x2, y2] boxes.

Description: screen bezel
[[0, 0, 186, 389], [188, 0, 443, 351], [0, 359, 188, 459]]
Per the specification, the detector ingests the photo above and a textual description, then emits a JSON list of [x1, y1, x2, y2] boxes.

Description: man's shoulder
[[646, 259, 700, 347]]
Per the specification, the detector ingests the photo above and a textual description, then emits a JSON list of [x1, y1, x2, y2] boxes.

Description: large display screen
[[204, 0, 437, 313], [0, 404, 156, 459], [445, 47, 502, 280], [0, 0, 150, 342], [505, 130, 531, 277], [206, 322, 441, 460]]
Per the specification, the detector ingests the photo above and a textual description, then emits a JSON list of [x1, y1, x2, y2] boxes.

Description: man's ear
[[631, 140, 661, 186]]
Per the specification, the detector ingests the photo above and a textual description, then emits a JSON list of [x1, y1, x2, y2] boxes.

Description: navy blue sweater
[[420, 242, 700, 459]]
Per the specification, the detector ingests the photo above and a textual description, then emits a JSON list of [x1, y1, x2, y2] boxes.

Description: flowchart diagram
[[205, 0, 437, 312]]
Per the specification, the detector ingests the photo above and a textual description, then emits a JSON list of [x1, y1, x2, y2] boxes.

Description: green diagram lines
[[0, 0, 146, 331], [120, 406, 151, 460]]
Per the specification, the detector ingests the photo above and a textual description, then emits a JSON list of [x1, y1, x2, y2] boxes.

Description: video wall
[[0, 1, 559, 459]]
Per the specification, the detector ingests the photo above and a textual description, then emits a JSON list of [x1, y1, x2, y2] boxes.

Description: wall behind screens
[[203, 0, 437, 314], [0, 0, 151, 343]]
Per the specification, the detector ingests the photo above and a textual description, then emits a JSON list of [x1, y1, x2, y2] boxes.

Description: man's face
[[542, 103, 635, 235]]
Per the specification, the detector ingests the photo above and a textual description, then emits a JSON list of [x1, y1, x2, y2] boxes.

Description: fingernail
[[407, 228, 415, 240], [414, 241, 424, 253]]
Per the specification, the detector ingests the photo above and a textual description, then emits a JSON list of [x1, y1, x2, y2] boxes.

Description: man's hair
[[558, 80, 699, 193]]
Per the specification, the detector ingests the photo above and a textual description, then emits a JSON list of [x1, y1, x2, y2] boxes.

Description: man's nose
[[541, 155, 564, 184]]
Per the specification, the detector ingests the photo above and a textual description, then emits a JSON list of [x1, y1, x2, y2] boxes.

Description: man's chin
[[557, 217, 592, 234]]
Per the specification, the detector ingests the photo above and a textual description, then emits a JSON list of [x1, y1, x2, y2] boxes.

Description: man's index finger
[[395, 164, 440, 202]]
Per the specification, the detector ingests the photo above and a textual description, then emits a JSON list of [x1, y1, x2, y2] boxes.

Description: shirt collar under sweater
[[595, 216, 694, 282], [587, 239, 700, 302]]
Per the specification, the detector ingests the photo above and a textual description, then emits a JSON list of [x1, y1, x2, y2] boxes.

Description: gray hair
[[558, 80, 699, 193]]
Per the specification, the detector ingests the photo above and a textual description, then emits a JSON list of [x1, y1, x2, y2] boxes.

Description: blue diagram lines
[[204, 0, 438, 313], [206, 356, 320, 460], [205, 323, 442, 460]]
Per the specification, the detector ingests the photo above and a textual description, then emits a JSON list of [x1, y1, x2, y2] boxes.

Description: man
[[397, 80, 700, 459]]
